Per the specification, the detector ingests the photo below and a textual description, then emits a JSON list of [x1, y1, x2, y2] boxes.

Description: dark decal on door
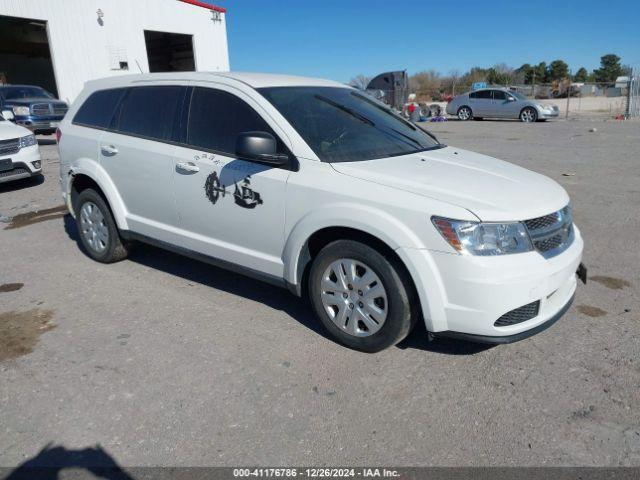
[[204, 172, 263, 209], [204, 171, 226, 205], [233, 177, 263, 209]]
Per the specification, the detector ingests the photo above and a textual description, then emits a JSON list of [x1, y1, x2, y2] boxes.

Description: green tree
[[533, 62, 547, 83], [547, 60, 570, 82], [516, 63, 534, 84], [593, 54, 624, 83], [573, 67, 588, 82]]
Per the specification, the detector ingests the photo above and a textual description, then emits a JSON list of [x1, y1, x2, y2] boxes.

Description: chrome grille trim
[[52, 105, 68, 116], [525, 205, 574, 258], [0, 137, 20, 156], [31, 103, 52, 116]]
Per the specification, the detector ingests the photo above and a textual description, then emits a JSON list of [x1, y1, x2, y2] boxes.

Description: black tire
[[457, 106, 473, 121], [520, 107, 538, 123], [308, 240, 416, 353], [74, 188, 129, 263]]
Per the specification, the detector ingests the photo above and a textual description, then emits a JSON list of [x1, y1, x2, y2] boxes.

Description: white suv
[[0, 111, 42, 183], [58, 72, 585, 352]]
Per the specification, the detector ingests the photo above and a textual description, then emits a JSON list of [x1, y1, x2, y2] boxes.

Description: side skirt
[[120, 231, 288, 290]]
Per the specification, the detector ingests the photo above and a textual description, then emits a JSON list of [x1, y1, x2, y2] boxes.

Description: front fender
[[67, 159, 129, 230], [282, 202, 425, 288]]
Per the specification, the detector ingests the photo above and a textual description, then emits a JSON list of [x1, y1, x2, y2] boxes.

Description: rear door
[[468, 89, 492, 117], [99, 85, 187, 237], [171, 85, 293, 278]]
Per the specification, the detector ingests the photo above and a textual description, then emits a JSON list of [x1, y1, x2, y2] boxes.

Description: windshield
[[258, 86, 444, 162], [2, 86, 54, 100], [510, 91, 528, 100]]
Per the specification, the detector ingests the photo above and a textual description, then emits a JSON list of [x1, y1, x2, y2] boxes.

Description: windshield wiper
[[315, 95, 375, 126]]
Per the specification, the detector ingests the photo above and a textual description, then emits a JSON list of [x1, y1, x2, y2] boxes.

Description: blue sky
[[213, 0, 640, 82]]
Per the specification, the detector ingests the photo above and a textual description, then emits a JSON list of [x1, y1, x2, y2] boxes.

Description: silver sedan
[[446, 88, 560, 122]]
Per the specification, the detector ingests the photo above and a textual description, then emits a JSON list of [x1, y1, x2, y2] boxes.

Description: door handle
[[101, 145, 118, 156], [176, 161, 200, 173]]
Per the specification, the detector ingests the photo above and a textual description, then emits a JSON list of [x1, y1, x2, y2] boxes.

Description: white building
[[0, 0, 229, 103]]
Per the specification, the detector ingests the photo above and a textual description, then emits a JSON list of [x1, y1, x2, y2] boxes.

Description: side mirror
[[236, 131, 288, 166], [1, 110, 15, 121], [507, 96, 516, 102]]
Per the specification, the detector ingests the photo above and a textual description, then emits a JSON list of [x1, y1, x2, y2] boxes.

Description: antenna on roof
[[135, 60, 143, 74]]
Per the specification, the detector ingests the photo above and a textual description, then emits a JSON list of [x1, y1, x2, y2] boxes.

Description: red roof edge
[[178, 0, 227, 13]]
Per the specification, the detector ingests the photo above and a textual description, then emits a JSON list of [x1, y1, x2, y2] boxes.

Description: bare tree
[[349, 74, 371, 90], [409, 70, 441, 100]]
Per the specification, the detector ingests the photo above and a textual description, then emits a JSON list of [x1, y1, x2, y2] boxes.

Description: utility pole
[[532, 70, 536, 98], [565, 70, 571, 119]]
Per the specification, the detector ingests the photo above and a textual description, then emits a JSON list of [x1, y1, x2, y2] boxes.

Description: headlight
[[432, 216, 533, 256], [19, 134, 37, 149], [537, 104, 552, 111], [12, 106, 30, 116]]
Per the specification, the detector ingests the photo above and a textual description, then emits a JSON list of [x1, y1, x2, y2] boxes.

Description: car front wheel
[[520, 107, 538, 123], [308, 240, 415, 352], [457, 106, 472, 121]]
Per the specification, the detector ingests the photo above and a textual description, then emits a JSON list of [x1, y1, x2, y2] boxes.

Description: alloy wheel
[[521, 108, 537, 122], [458, 107, 471, 120]]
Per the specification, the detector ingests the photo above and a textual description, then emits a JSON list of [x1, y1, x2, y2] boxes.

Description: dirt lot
[[0, 120, 638, 469]]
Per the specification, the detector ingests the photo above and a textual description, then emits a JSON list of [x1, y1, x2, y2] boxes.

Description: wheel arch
[[66, 161, 129, 230]]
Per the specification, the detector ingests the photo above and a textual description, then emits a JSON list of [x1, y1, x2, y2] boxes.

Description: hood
[[0, 120, 31, 140], [2, 98, 66, 106], [330, 146, 569, 222]]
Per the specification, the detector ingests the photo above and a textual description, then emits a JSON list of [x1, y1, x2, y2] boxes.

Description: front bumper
[[0, 145, 42, 183], [398, 225, 584, 342], [538, 108, 560, 119], [14, 115, 64, 133]]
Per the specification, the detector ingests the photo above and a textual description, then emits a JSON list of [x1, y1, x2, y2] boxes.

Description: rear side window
[[73, 88, 126, 129], [475, 90, 492, 99], [186, 87, 278, 155], [114, 86, 185, 142]]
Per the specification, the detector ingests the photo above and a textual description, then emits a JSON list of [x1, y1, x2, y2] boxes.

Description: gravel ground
[[0, 120, 638, 469]]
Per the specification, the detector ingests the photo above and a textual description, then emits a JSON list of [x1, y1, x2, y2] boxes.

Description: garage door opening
[[144, 30, 195, 73], [0, 15, 58, 97]]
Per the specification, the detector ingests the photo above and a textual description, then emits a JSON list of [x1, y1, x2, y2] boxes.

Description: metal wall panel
[[0, 0, 229, 102]]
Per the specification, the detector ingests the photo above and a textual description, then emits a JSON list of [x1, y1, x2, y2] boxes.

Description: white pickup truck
[[58, 72, 586, 352]]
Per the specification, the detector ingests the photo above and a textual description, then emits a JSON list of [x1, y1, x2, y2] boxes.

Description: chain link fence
[[627, 71, 640, 118], [415, 80, 634, 120]]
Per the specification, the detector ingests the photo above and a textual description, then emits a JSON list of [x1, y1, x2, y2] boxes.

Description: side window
[[493, 90, 507, 100], [186, 87, 280, 155], [469, 91, 477, 99], [73, 88, 126, 129], [476, 90, 492, 99], [114, 86, 185, 142]]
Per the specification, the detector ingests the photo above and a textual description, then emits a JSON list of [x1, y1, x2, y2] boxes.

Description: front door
[[172, 86, 292, 278], [99, 85, 186, 237]]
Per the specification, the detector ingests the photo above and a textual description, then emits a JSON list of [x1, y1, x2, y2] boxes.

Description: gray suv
[[446, 88, 559, 122]]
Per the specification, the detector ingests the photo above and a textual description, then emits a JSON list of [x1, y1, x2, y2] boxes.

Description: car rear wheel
[[520, 107, 538, 123], [457, 106, 472, 121], [308, 240, 415, 352], [74, 188, 129, 263]]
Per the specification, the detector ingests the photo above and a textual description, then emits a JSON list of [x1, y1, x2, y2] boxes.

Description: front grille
[[495, 301, 540, 327], [31, 103, 51, 116], [0, 138, 20, 156], [52, 105, 68, 116], [0, 167, 28, 178], [524, 212, 561, 231], [525, 205, 573, 257]]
